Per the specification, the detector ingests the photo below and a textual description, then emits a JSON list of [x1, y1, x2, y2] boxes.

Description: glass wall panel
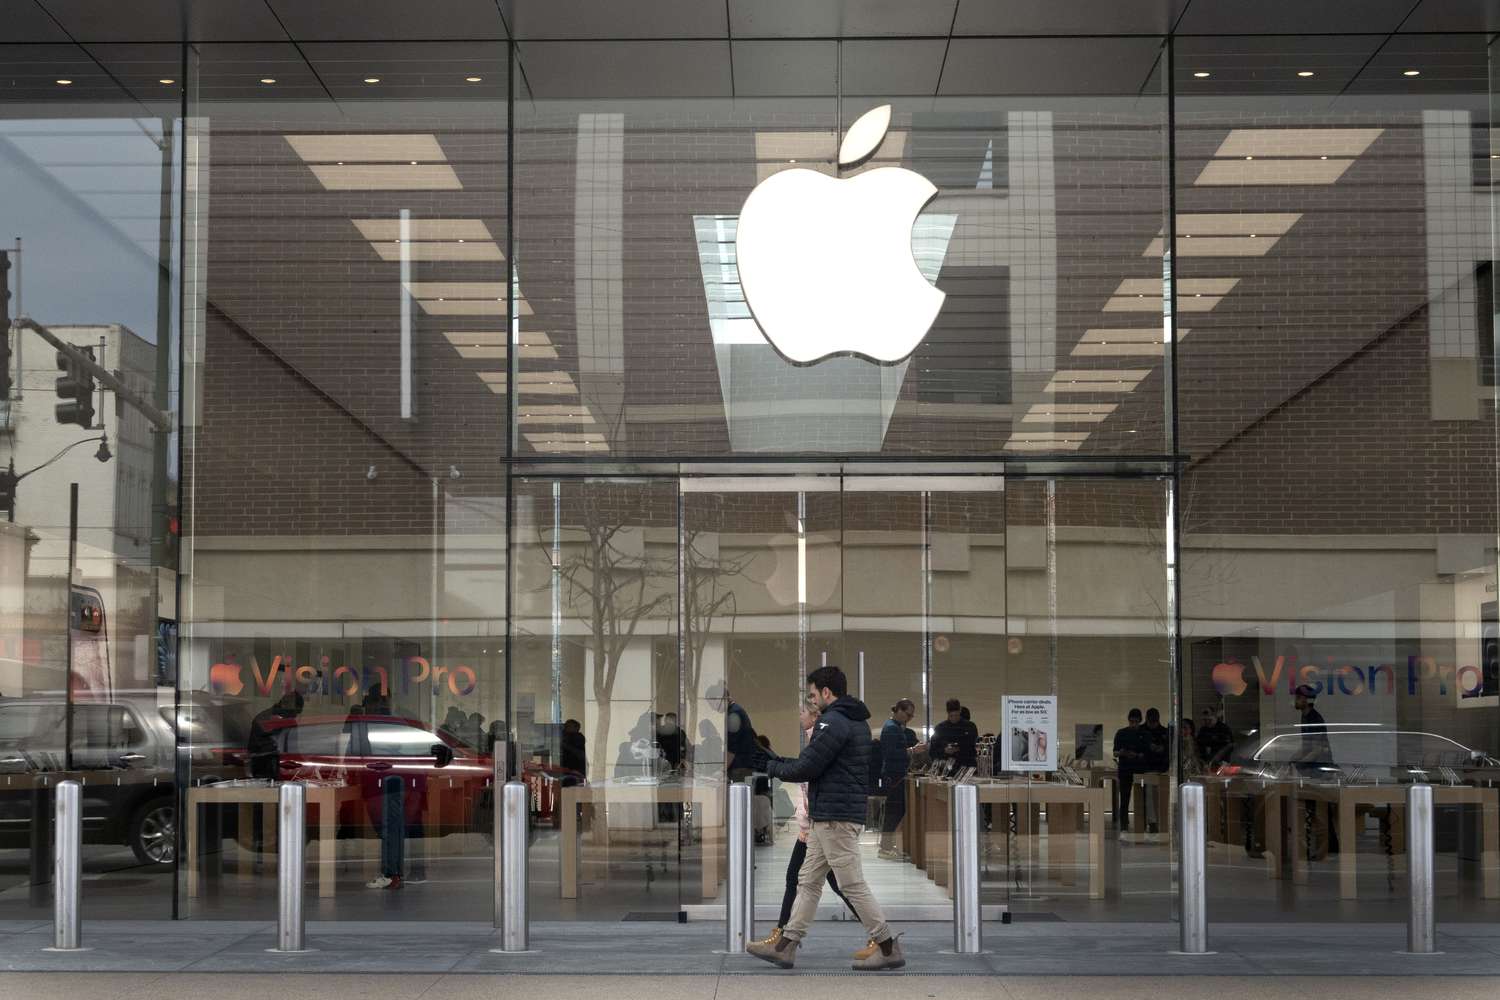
[[178, 41, 508, 919], [0, 42, 182, 920], [1176, 34, 1500, 922], [513, 477, 680, 917], [975, 478, 1170, 919], [513, 37, 1168, 459]]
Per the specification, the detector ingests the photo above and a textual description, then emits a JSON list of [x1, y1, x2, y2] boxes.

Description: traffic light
[[0, 461, 15, 522], [0, 251, 11, 399], [54, 345, 96, 429]]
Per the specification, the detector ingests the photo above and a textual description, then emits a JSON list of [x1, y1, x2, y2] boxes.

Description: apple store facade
[[3, 1, 1500, 938]]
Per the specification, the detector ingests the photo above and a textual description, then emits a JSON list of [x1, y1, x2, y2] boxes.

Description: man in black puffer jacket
[[747, 665, 903, 971]]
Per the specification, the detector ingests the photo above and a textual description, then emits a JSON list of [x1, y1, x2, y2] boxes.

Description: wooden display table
[[185, 781, 358, 899], [917, 779, 1110, 899], [559, 780, 725, 900]]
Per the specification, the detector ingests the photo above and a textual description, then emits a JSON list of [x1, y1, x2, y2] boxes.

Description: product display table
[[559, 779, 725, 899], [185, 780, 358, 898], [914, 778, 1110, 899]]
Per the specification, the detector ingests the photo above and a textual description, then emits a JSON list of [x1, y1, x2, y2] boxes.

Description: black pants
[[778, 838, 859, 928], [881, 785, 906, 834], [1115, 768, 1136, 830]]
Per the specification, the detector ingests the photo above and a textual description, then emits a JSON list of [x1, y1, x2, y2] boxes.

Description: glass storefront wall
[[0, 12, 1494, 931]]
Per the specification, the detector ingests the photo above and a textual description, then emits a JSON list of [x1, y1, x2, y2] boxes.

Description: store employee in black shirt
[[1112, 707, 1151, 831], [929, 698, 978, 771]]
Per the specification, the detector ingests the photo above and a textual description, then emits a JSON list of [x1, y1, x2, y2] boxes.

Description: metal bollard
[[51, 780, 82, 951], [273, 782, 307, 953], [492, 754, 505, 930], [1407, 783, 1436, 954], [497, 781, 530, 952], [1177, 782, 1209, 954], [952, 782, 982, 954], [725, 781, 754, 953]]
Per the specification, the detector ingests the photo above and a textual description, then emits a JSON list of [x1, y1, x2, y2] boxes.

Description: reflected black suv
[[0, 694, 182, 865]]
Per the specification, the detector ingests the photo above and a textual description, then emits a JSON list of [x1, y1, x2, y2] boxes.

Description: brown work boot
[[852, 934, 904, 971], [747, 930, 799, 968], [751, 926, 783, 948], [852, 938, 879, 960]]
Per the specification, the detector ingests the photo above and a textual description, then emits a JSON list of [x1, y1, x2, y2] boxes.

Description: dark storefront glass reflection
[[0, 43, 182, 918], [1176, 34, 1500, 921], [176, 40, 508, 919]]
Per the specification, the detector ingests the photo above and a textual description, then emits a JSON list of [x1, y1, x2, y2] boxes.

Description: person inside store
[[1179, 717, 1202, 779], [748, 665, 905, 971], [1112, 707, 1149, 833], [560, 718, 587, 783], [1140, 708, 1171, 832], [929, 698, 978, 773], [656, 711, 687, 772], [877, 698, 918, 859], [1293, 684, 1338, 858], [709, 681, 758, 782], [1195, 705, 1234, 769], [246, 689, 304, 780]]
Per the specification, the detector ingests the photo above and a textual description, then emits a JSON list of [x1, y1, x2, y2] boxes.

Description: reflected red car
[[254, 713, 494, 836]]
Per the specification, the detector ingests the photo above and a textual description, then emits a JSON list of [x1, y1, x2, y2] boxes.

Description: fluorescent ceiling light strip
[[1142, 236, 1281, 257], [309, 164, 462, 191], [355, 218, 493, 242], [1212, 128, 1383, 159], [444, 331, 550, 347], [372, 241, 501, 262], [1194, 159, 1353, 186], [406, 281, 507, 299], [286, 133, 448, 163], [1115, 278, 1236, 296]]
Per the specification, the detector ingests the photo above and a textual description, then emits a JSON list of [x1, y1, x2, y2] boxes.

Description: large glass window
[[1176, 33, 1500, 922], [0, 41, 182, 919], [177, 40, 509, 920]]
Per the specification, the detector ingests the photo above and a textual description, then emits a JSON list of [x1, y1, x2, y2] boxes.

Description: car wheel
[[129, 799, 176, 866]]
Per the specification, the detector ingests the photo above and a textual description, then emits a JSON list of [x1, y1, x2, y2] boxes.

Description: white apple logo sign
[[735, 105, 945, 365]]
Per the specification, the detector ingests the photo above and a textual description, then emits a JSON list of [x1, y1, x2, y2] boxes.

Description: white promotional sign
[[1001, 695, 1057, 772], [735, 104, 945, 365]]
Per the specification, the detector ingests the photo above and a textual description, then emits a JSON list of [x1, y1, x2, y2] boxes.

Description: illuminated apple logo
[[1211, 661, 1248, 697], [735, 105, 945, 365], [210, 661, 245, 697]]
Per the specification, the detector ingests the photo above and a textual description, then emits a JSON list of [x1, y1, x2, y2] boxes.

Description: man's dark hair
[[807, 665, 847, 697], [945, 698, 961, 713], [1145, 707, 1161, 723], [563, 718, 581, 733], [1127, 707, 1143, 720], [892, 698, 914, 714], [960, 706, 971, 722]]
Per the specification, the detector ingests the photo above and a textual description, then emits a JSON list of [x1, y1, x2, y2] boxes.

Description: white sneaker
[[365, 875, 400, 889]]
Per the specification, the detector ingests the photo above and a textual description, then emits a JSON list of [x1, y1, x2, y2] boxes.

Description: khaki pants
[[783, 820, 891, 944]]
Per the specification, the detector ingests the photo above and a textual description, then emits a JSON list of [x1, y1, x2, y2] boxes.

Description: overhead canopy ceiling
[[11, 0, 1500, 43]]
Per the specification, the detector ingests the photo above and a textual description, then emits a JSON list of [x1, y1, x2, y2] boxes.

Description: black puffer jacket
[[765, 697, 873, 824]]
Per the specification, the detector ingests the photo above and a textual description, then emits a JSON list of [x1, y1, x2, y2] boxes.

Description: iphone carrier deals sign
[[735, 105, 945, 365], [1002, 695, 1057, 773]]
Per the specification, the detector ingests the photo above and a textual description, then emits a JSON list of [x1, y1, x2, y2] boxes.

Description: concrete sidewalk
[[0, 920, 1499, 976], [2, 974, 1500, 1000]]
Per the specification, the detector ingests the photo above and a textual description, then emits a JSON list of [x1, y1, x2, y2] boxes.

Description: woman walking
[[753, 696, 875, 958]]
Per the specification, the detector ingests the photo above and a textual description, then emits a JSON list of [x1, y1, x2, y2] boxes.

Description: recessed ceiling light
[[364, 77, 381, 84], [159, 78, 175, 85], [1245, 155, 1253, 160], [261, 78, 276, 84], [55, 79, 73, 85], [1297, 71, 1314, 78], [466, 76, 482, 83], [1193, 71, 1210, 79], [1403, 70, 1420, 77]]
